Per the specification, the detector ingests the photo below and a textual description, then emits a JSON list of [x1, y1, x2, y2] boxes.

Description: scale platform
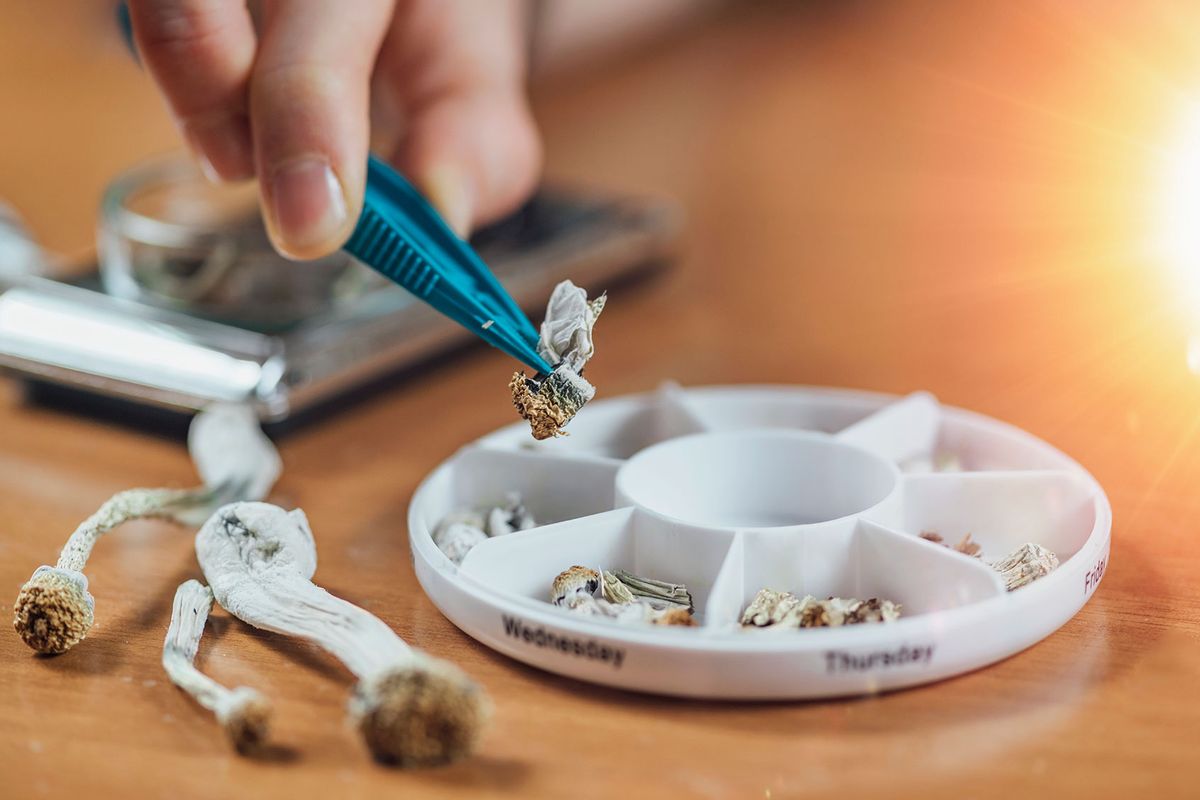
[[408, 384, 1111, 699]]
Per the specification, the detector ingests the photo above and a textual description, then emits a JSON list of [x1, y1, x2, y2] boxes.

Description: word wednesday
[[502, 615, 626, 669]]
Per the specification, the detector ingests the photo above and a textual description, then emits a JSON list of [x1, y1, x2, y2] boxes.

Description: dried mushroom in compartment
[[433, 492, 537, 565], [740, 588, 901, 629], [919, 529, 1060, 591], [550, 566, 696, 627]]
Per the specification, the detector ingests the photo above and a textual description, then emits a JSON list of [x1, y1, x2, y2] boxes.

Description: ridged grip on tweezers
[[344, 156, 553, 375], [347, 208, 441, 300]]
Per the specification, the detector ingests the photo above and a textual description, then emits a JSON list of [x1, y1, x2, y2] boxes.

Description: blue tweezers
[[344, 155, 553, 377], [115, 11, 550, 374]]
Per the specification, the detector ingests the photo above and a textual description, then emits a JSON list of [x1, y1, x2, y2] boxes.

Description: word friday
[[1084, 554, 1107, 595]]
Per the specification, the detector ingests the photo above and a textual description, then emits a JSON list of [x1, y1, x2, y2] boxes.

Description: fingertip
[[262, 157, 356, 261], [248, 1, 387, 261]]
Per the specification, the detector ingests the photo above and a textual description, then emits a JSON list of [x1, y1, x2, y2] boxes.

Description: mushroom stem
[[13, 402, 282, 656], [990, 542, 1059, 591], [13, 486, 211, 655], [196, 502, 490, 766], [58, 487, 209, 572], [162, 580, 271, 754]]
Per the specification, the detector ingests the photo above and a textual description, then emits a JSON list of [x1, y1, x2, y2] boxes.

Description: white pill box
[[408, 385, 1110, 699]]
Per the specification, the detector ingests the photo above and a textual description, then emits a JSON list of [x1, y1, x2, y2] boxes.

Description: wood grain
[[3, 2, 1199, 797]]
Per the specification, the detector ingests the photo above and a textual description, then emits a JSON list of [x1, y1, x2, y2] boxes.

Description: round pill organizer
[[408, 385, 1111, 699]]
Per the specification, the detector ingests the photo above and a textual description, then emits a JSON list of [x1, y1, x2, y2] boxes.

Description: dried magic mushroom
[[607, 569, 693, 611], [551, 566, 697, 626], [919, 531, 981, 556], [991, 542, 1059, 591], [13, 488, 206, 654], [432, 518, 489, 566], [196, 502, 489, 766], [511, 280, 606, 439], [162, 579, 272, 753], [13, 404, 281, 655], [433, 492, 536, 565], [740, 589, 902, 629], [918, 529, 1060, 591]]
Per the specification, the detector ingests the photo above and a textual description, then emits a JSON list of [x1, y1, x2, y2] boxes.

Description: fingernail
[[181, 114, 254, 183], [267, 157, 349, 259], [422, 163, 473, 237]]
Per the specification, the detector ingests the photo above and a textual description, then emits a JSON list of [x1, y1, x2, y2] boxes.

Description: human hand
[[128, 0, 541, 259]]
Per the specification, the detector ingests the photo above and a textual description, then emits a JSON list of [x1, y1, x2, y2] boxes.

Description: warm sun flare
[[1155, 104, 1200, 304]]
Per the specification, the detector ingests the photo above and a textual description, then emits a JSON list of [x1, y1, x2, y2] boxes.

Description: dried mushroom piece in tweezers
[[510, 281, 606, 439], [12, 403, 281, 655]]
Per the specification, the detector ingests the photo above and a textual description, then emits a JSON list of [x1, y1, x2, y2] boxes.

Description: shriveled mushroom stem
[[58, 487, 209, 572], [217, 565, 412, 678], [12, 402, 280, 656], [13, 486, 211, 655], [162, 580, 271, 753], [610, 569, 694, 612], [991, 543, 1059, 591], [197, 502, 490, 766]]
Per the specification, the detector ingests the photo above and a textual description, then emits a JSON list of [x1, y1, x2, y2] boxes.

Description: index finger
[[128, 0, 257, 181]]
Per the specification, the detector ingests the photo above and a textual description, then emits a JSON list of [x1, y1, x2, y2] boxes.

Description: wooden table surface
[[4, 2, 1200, 797]]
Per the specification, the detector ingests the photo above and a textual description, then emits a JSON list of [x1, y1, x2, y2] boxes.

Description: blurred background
[[1, 0, 721, 261], [5, 0, 1200, 465], [4, 4, 1200, 794]]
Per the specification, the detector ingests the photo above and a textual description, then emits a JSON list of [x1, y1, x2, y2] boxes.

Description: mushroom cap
[[12, 566, 94, 654], [217, 687, 272, 755], [351, 657, 491, 767], [509, 372, 571, 440], [550, 565, 600, 606]]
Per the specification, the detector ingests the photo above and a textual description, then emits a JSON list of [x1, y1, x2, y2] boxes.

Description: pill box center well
[[614, 430, 898, 529]]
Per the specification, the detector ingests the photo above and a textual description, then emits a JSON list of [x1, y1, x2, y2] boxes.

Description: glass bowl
[[98, 153, 379, 331]]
